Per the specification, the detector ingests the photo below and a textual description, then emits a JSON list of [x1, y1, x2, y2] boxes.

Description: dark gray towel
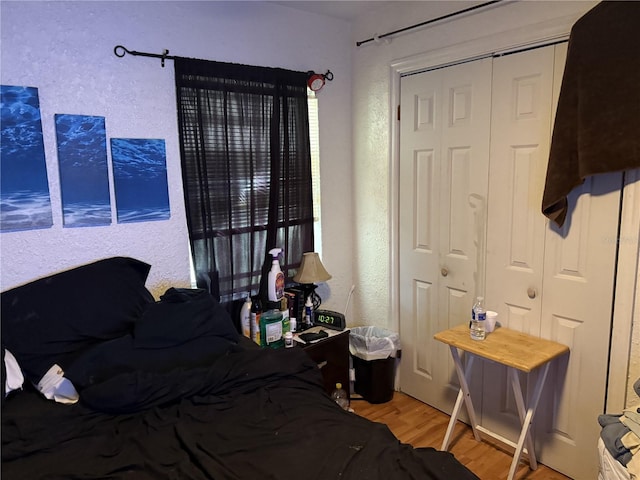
[[542, 1, 640, 227]]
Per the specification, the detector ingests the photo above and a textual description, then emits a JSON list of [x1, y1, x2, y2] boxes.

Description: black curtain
[[175, 58, 314, 304]]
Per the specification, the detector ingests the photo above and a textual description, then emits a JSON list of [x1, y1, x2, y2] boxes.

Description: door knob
[[527, 287, 537, 299], [441, 267, 449, 277]]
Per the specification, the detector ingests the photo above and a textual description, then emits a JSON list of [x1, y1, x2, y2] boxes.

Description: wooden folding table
[[434, 324, 569, 480]]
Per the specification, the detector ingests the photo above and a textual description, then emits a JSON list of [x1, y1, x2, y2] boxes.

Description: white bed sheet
[[599, 436, 632, 480]]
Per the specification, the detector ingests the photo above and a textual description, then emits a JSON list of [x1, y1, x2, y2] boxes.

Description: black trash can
[[349, 327, 400, 404]]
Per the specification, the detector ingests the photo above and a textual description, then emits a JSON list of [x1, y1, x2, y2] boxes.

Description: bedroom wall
[[630, 253, 640, 405], [0, 1, 354, 311], [349, 0, 598, 327], [349, 0, 640, 406]]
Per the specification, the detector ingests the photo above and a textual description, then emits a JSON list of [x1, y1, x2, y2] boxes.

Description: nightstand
[[298, 329, 350, 397]]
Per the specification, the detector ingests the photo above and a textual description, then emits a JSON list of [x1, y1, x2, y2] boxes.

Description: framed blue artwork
[[110, 138, 170, 223], [55, 114, 111, 227], [0, 85, 53, 232]]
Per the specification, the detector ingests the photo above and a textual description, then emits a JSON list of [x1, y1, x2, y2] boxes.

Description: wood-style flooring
[[351, 391, 573, 480]]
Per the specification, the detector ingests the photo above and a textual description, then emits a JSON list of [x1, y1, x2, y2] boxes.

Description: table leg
[[508, 368, 538, 469], [441, 347, 480, 451], [507, 363, 550, 480]]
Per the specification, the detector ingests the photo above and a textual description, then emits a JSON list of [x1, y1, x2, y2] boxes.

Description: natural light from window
[[308, 89, 322, 257], [188, 91, 322, 289]]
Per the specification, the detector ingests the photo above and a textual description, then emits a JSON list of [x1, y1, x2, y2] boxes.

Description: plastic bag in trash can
[[349, 326, 400, 361]]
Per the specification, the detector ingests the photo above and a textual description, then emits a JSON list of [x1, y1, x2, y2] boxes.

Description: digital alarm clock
[[313, 310, 346, 331]]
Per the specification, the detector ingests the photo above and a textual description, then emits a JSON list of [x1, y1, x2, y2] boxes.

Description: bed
[[1, 257, 478, 480]]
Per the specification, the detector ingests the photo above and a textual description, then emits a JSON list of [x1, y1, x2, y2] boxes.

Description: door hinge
[[397, 104, 401, 121]]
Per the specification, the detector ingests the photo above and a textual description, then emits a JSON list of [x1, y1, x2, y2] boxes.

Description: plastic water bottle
[[331, 383, 349, 410], [470, 296, 486, 341], [470, 296, 482, 326]]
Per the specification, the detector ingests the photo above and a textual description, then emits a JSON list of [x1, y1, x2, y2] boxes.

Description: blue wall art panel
[[0, 85, 53, 232], [110, 138, 170, 223], [55, 114, 111, 227]]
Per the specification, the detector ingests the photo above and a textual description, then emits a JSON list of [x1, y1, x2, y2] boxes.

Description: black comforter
[[2, 259, 477, 479], [2, 343, 478, 480]]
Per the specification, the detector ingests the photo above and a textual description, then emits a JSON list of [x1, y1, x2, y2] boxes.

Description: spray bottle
[[267, 248, 285, 302], [304, 296, 314, 329]]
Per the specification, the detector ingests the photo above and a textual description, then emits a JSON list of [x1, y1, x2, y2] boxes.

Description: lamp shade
[[293, 252, 332, 284]]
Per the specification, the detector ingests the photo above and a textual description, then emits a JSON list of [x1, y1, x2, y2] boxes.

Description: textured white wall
[[350, 0, 640, 407], [629, 252, 640, 407], [0, 1, 353, 307], [349, 0, 597, 329]]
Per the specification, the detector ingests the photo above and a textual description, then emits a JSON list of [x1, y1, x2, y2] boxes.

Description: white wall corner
[[607, 168, 640, 412]]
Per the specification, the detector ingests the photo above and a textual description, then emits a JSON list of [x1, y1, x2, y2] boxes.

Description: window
[[307, 90, 322, 255], [175, 58, 314, 303]]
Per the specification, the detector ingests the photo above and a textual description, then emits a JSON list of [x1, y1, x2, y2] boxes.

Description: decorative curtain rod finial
[[113, 45, 130, 58], [113, 45, 175, 67]]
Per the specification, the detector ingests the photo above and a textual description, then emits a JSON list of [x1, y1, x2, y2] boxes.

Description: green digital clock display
[[313, 309, 346, 331]]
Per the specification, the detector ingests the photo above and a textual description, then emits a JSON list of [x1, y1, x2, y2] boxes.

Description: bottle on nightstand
[[240, 294, 252, 338], [304, 296, 314, 329]]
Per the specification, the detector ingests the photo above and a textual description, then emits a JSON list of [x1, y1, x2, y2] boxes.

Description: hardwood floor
[[351, 391, 573, 480]]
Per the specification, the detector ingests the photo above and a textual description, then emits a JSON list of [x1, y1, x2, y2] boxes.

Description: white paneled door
[[398, 58, 492, 414], [399, 45, 621, 480], [485, 43, 622, 480]]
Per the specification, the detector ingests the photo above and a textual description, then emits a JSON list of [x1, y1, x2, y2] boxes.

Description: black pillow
[[134, 288, 239, 348], [1, 345, 6, 405], [65, 333, 235, 391], [1, 257, 154, 384]]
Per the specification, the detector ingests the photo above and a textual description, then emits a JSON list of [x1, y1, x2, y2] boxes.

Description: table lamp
[[293, 252, 331, 310]]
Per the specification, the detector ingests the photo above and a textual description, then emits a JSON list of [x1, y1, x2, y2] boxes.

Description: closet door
[[483, 47, 557, 442], [484, 43, 622, 479], [398, 59, 492, 414], [536, 45, 622, 476]]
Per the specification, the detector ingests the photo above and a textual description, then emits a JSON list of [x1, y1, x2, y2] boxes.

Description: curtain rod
[[113, 46, 333, 87], [114, 45, 175, 67], [356, 0, 504, 47]]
